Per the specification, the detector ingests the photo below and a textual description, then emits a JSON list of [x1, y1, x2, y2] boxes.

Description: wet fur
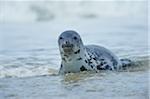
[[58, 30, 131, 74]]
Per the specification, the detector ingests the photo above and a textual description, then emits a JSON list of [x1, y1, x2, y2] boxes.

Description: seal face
[[58, 30, 131, 74]]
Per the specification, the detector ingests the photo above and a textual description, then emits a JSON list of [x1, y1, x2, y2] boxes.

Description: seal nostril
[[65, 41, 69, 44], [62, 45, 64, 48]]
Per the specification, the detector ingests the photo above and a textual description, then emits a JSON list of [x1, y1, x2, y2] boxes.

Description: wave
[[0, 55, 148, 78]]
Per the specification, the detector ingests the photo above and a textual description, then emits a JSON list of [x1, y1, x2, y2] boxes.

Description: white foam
[[0, 66, 58, 78]]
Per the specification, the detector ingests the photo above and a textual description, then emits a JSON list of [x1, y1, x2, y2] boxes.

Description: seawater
[[0, 1, 149, 99]]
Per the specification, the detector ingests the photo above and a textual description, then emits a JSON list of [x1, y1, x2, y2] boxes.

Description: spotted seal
[[58, 30, 131, 74]]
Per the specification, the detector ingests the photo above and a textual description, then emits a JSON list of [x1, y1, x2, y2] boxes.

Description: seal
[[58, 30, 131, 74]]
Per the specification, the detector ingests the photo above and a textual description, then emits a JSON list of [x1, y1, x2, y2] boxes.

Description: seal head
[[58, 30, 84, 56]]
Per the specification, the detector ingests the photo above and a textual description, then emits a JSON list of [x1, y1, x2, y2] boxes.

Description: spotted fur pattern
[[58, 30, 131, 74]]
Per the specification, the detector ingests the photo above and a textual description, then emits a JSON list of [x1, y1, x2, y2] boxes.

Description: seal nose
[[65, 41, 69, 45], [62, 41, 73, 48]]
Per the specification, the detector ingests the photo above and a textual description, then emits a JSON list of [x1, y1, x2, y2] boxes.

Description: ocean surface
[[0, 1, 149, 99]]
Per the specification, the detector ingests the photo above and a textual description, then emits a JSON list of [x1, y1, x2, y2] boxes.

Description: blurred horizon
[[0, 0, 148, 24], [0, 0, 148, 52]]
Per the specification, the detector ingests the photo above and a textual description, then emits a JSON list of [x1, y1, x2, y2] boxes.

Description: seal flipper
[[58, 64, 64, 75], [120, 58, 132, 69]]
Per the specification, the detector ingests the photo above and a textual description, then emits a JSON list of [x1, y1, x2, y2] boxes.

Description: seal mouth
[[62, 44, 73, 48], [62, 44, 74, 53]]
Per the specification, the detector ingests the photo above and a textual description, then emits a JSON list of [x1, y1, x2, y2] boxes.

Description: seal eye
[[60, 37, 63, 40], [73, 36, 77, 40]]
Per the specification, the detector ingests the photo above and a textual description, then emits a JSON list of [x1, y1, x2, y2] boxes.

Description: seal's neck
[[62, 47, 91, 73], [61, 47, 85, 63], [61, 47, 88, 73]]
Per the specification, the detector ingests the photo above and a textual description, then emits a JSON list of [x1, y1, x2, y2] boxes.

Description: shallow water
[[0, 1, 149, 99], [0, 21, 149, 99], [0, 19, 148, 78], [0, 70, 149, 99]]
